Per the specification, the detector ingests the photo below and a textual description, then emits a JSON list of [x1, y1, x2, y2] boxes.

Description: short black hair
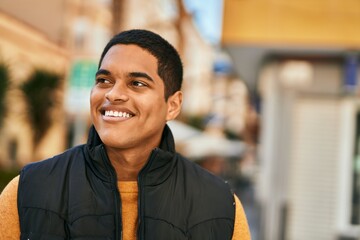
[[99, 29, 183, 100]]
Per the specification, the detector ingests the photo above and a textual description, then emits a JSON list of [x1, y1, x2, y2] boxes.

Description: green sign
[[69, 60, 97, 89], [66, 60, 98, 113]]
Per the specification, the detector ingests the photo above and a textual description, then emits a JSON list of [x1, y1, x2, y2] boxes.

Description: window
[[351, 112, 360, 224]]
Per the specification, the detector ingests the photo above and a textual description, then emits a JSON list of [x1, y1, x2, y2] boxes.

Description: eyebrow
[[128, 72, 154, 82], [95, 69, 154, 82], [95, 69, 111, 77]]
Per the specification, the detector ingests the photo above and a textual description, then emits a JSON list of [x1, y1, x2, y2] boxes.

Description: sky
[[183, 0, 224, 45]]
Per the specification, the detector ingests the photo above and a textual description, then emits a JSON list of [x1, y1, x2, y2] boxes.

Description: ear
[[166, 91, 183, 121]]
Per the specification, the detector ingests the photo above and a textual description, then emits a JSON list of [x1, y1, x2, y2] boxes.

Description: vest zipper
[[64, 221, 70, 239], [100, 145, 123, 240], [137, 149, 158, 240]]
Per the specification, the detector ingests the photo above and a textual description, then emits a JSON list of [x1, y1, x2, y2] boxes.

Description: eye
[[95, 77, 111, 85], [131, 80, 147, 87]]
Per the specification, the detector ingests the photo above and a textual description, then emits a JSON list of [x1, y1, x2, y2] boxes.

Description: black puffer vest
[[18, 125, 235, 240]]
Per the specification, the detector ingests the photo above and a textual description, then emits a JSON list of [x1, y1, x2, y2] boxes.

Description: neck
[[106, 147, 152, 181]]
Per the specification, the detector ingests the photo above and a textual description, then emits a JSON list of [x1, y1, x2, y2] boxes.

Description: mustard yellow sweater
[[0, 176, 251, 240]]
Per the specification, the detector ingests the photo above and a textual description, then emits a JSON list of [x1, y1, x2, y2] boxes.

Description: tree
[[0, 63, 9, 128], [21, 69, 62, 147]]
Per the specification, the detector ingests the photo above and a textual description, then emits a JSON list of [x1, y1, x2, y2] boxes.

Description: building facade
[[221, 0, 360, 239], [0, 10, 69, 167]]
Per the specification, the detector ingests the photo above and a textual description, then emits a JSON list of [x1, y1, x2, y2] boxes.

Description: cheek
[[90, 89, 103, 106], [147, 95, 167, 111], [90, 90, 104, 122], [90, 88, 96, 104]]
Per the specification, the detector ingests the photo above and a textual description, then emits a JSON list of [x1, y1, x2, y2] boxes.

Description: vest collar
[[85, 124, 177, 182], [86, 124, 176, 152]]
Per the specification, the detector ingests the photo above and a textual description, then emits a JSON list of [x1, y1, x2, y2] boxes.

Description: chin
[[101, 134, 134, 149]]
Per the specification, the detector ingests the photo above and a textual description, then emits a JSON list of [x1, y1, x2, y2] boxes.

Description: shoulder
[[19, 145, 87, 190], [21, 144, 85, 177], [177, 154, 232, 193], [17, 145, 88, 211], [174, 154, 235, 214], [0, 176, 20, 240], [171, 155, 237, 236]]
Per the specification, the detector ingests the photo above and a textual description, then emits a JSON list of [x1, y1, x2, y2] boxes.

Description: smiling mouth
[[104, 110, 134, 118]]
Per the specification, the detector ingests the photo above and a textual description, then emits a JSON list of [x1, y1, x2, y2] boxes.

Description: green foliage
[[21, 69, 62, 144], [0, 63, 9, 127], [186, 115, 205, 130], [0, 168, 19, 193]]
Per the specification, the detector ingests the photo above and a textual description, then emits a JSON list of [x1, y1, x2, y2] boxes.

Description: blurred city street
[[1, 0, 360, 239]]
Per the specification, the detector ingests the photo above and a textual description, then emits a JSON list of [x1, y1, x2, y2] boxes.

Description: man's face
[[90, 44, 181, 151]]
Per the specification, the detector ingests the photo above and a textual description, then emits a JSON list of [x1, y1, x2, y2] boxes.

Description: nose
[[105, 82, 129, 102]]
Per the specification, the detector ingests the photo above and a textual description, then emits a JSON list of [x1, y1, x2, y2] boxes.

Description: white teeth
[[105, 110, 132, 118]]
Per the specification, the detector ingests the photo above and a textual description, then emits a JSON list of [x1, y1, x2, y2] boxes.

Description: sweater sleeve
[[0, 175, 20, 240], [232, 194, 251, 240]]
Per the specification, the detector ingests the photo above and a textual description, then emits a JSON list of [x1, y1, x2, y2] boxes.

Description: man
[[0, 29, 250, 239]]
